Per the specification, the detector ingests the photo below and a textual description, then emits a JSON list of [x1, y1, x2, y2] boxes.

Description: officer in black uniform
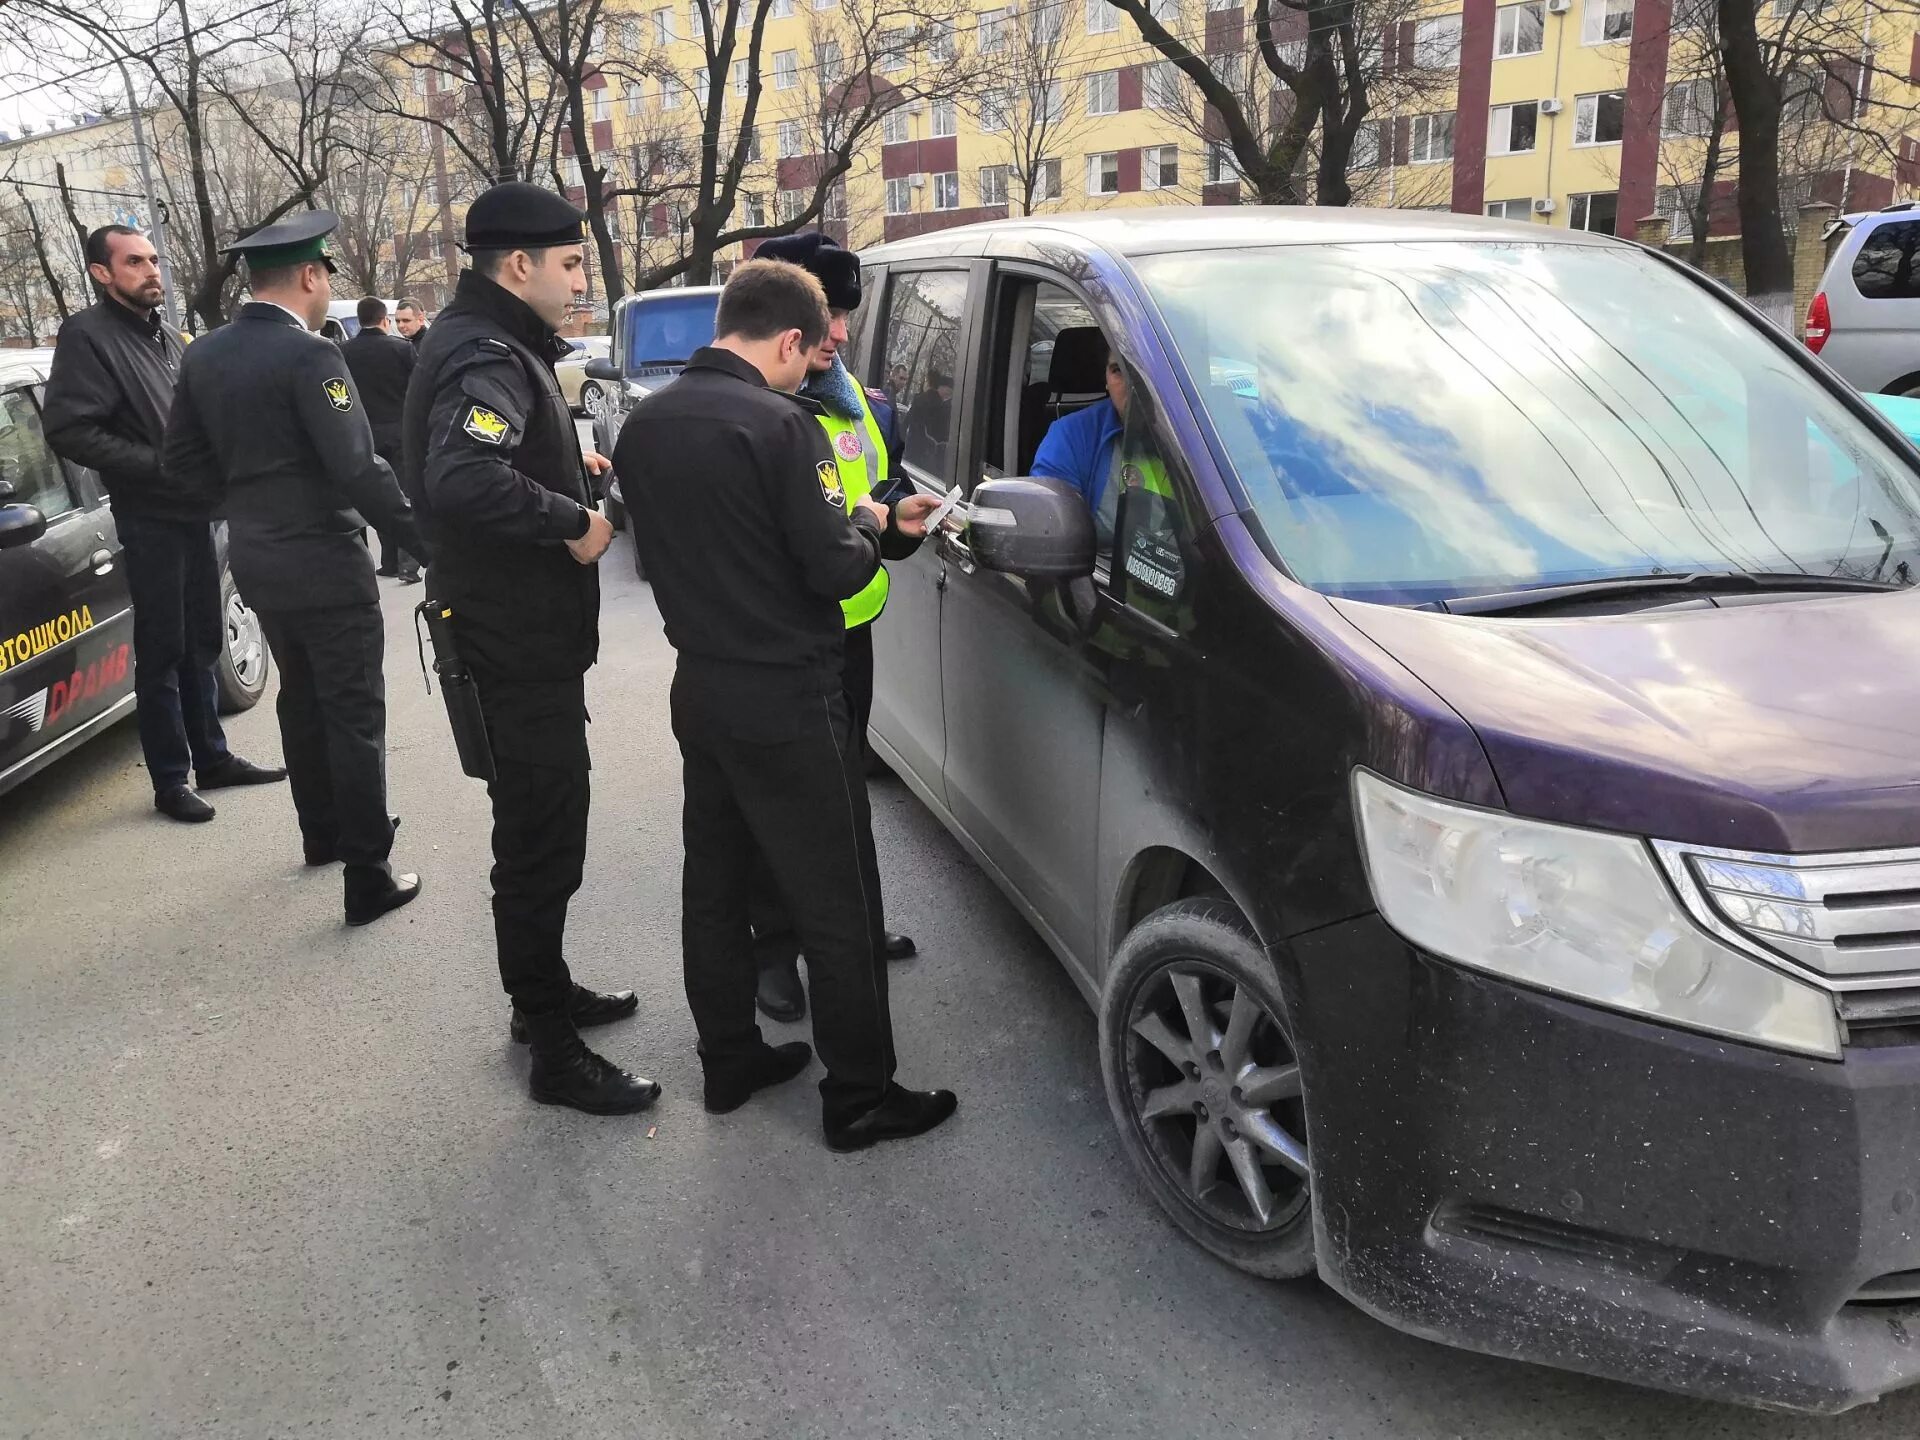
[[401, 182, 657, 1116], [162, 211, 423, 926], [617, 259, 956, 1151]]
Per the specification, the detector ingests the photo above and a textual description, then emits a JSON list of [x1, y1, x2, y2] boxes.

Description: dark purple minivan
[[854, 210, 1920, 1412]]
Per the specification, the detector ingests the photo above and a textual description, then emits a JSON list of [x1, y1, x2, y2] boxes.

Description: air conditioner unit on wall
[[1539, 98, 1564, 115], [1545, 0, 1571, 12], [1533, 198, 1557, 215], [910, 173, 927, 188]]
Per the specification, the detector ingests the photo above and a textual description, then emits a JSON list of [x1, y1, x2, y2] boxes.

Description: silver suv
[[1806, 205, 1920, 396]]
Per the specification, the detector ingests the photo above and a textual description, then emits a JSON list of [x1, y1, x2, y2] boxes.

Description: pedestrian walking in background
[[162, 211, 424, 927], [43, 224, 287, 824], [619, 259, 956, 1151], [342, 297, 422, 585], [402, 182, 657, 1116]]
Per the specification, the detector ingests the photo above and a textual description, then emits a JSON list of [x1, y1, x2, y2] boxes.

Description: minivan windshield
[[1136, 242, 1920, 605], [621, 291, 719, 370]]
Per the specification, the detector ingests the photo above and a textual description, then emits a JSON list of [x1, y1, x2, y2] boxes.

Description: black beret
[[755, 231, 861, 311], [464, 182, 585, 250]]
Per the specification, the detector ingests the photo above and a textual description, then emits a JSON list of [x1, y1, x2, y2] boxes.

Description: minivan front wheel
[[216, 567, 269, 714], [1099, 898, 1314, 1279]]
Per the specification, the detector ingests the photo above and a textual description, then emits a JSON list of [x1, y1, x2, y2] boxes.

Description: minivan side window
[[0, 389, 76, 521], [1852, 221, 1920, 300], [881, 270, 967, 484]]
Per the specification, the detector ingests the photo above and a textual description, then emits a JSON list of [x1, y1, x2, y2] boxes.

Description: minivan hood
[[1332, 591, 1920, 853]]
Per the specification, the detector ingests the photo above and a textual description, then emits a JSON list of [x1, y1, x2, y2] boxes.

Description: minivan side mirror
[[0, 502, 47, 550], [584, 356, 620, 382], [967, 477, 1096, 580]]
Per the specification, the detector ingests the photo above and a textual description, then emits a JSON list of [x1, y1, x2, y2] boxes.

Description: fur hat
[[754, 231, 861, 311]]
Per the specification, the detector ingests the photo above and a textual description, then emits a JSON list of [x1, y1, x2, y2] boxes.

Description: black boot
[[755, 953, 806, 1023], [703, 1040, 813, 1114], [825, 1085, 959, 1153], [524, 1012, 661, 1115], [344, 866, 420, 926], [509, 983, 639, 1043]]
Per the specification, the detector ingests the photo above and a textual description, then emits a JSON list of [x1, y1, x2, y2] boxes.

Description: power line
[[1, 176, 147, 202]]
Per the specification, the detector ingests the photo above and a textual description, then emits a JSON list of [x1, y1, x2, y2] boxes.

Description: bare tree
[[969, 1, 1093, 215], [323, 95, 444, 296]]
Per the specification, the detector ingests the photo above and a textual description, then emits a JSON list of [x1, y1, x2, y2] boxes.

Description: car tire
[[216, 565, 269, 713], [581, 380, 607, 419], [1099, 897, 1315, 1281]]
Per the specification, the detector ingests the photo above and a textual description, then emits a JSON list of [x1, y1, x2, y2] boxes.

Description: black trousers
[[256, 604, 392, 877], [673, 667, 896, 1127], [750, 623, 878, 972], [115, 512, 231, 791], [476, 673, 589, 1017], [374, 527, 419, 577]]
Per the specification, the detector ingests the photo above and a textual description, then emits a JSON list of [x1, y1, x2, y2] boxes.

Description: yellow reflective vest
[[817, 389, 891, 629]]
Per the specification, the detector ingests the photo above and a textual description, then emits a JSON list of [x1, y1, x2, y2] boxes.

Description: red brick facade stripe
[[592, 120, 613, 153], [1118, 147, 1142, 193], [1119, 65, 1143, 111], [1451, 0, 1496, 213], [1617, 0, 1674, 235], [882, 205, 1008, 242]]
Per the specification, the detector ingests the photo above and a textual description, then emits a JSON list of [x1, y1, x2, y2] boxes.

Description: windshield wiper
[[1437, 570, 1905, 616]]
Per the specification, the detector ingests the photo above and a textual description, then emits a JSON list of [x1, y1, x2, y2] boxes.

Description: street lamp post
[[114, 57, 179, 332]]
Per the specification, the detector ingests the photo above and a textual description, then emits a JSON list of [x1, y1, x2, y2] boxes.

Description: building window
[[564, 156, 583, 189], [1034, 157, 1063, 200], [1663, 78, 1716, 137], [978, 90, 1010, 132], [1143, 143, 1179, 190], [979, 164, 1009, 206], [1574, 90, 1626, 145], [824, 180, 847, 220], [777, 188, 806, 223], [733, 59, 750, 94], [1206, 0, 1238, 8], [744, 127, 763, 162], [1654, 184, 1695, 241], [653, 6, 674, 44], [1414, 15, 1462, 69], [777, 120, 802, 156], [743, 192, 768, 227], [1143, 60, 1182, 110], [819, 40, 844, 83], [774, 50, 799, 88], [932, 98, 958, 137], [1087, 70, 1119, 115], [932, 171, 961, 210], [1409, 112, 1456, 163], [592, 89, 611, 123], [1149, 0, 1179, 21], [1206, 142, 1240, 183], [411, 67, 429, 96], [1484, 198, 1532, 220], [929, 19, 958, 61], [1489, 101, 1538, 155], [883, 106, 910, 144], [1041, 82, 1067, 123], [660, 76, 681, 110], [771, 0, 794, 14], [1350, 121, 1382, 169], [626, 84, 644, 117], [1581, 0, 1632, 45], [815, 0, 836, 9], [880, 28, 910, 71], [979, 8, 1012, 52], [1569, 191, 1619, 233], [885, 177, 913, 213], [1088, 151, 1120, 195]]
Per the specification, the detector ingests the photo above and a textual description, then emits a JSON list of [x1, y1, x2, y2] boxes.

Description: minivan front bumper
[[1286, 914, 1920, 1413]]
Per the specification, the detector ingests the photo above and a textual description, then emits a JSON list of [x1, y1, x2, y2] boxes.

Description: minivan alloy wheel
[[226, 588, 266, 690], [1125, 961, 1308, 1232], [581, 380, 607, 418]]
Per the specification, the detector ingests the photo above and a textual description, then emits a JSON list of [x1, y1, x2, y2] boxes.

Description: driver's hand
[[582, 450, 612, 476], [893, 493, 941, 538]]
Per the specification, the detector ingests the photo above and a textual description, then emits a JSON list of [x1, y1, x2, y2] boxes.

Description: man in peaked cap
[[162, 210, 427, 926], [744, 231, 923, 1026], [400, 181, 659, 1116]]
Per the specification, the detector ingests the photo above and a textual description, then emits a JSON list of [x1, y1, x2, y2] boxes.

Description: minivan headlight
[[1353, 771, 1840, 1059]]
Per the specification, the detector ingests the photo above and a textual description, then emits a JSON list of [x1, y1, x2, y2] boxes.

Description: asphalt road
[[5, 533, 1920, 1439]]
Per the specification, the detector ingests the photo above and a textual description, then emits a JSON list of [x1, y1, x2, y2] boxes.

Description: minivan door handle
[[90, 548, 115, 576], [940, 533, 976, 576]]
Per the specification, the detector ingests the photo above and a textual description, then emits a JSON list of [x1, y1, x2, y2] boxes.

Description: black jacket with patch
[[161, 303, 424, 611], [400, 269, 598, 682], [341, 325, 417, 460], [618, 346, 889, 693], [43, 297, 195, 520]]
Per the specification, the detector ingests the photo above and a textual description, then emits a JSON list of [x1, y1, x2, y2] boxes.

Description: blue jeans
[[115, 511, 231, 791]]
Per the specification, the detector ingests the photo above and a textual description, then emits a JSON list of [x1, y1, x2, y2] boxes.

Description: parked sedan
[[0, 349, 267, 798], [856, 209, 1920, 1413], [555, 335, 612, 418]]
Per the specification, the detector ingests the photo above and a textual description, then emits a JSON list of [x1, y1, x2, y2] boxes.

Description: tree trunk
[[1687, 116, 1726, 268], [1717, 0, 1793, 296], [21, 198, 70, 319]]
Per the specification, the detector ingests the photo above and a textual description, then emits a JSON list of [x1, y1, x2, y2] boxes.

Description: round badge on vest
[[835, 431, 863, 461]]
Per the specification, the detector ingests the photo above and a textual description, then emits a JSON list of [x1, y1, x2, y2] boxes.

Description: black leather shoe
[[155, 785, 215, 823], [825, 1085, 959, 1153], [704, 1040, 814, 1114], [305, 815, 401, 867], [509, 983, 639, 1043], [197, 755, 288, 789], [344, 871, 420, 926], [756, 955, 806, 1023], [375, 565, 399, 577], [525, 1013, 661, 1115], [398, 571, 423, 587], [883, 931, 917, 961]]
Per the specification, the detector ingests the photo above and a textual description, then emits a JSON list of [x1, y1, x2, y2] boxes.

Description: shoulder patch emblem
[[816, 459, 846, 508], [464, 406, 510, 445], [834, 431, 863, 460], [323, 378, 353, 411]]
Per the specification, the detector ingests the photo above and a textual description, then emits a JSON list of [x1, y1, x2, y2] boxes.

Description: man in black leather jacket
[[342, 297, 421, 583], [162, 211, 424, 928]]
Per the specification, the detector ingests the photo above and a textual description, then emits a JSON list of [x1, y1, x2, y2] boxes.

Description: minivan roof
[[0, 347, 50, 387], [863, 205, 1622, 265]]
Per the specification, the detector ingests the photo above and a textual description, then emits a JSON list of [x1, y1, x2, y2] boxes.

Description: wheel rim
[[1122, 960, 1309, 1235], [225, 588, 266, 689], [582, 382, 606, 417]]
